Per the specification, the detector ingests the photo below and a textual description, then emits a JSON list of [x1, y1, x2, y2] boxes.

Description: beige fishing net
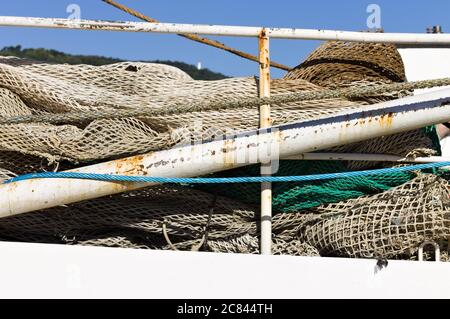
[[299, 174, 450, 260], [0, 40, 447, 260]]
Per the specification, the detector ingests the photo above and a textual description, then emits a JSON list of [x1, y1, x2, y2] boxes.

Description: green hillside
[[0, 45, 228, 80]]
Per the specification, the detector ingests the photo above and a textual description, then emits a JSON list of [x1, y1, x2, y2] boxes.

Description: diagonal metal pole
[[2, 88, 450, 217], [102, 0, 291, 71]]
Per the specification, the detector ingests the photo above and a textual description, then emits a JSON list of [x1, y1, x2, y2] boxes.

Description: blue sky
[[0, 0, 449, 78]]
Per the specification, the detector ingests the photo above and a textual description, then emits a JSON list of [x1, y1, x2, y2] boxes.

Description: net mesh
[[299, 174, 450, 260], [0, 40, 447, 260]]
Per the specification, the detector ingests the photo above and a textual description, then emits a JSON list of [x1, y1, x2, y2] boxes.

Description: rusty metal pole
[[102, 0, 291, 71], [259, 29, 272, 255], [3, 88, 450, 217], [4, 16, 450, 47]]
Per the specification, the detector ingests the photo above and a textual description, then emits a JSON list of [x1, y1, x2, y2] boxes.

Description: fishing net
[[0, 56, 363, 162], [196, 160, 417, 212], [0, 40, 447, 260], [284, 41, 408, 103], [0, 42, 419, 163], [0, 184, 318, 256], [299, 174, 450, 260]]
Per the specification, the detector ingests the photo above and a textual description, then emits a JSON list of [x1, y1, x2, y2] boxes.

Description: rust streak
[[223, 140, 236, 167], [378, 112, 394, 127], [114, 155, 146, 175]]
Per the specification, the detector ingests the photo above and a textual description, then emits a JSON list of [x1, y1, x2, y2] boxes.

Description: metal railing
[[2, 16, 450, 45]]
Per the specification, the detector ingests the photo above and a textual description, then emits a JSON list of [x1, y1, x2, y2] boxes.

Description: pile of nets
[[0, 40, 448, 260]]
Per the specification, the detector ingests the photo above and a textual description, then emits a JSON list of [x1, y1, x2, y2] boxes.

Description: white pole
[[284, 153, 450, 163], [2, 88, 450, 217], [259, 29, 272, 255], [2, 16, 450, 45], [418, 241, 441, 262]]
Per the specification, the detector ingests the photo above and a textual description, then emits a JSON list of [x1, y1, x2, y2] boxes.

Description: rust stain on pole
[[378, 112, 394, 127], [259, 28, 271, 128], [114, 155, 146, 175]]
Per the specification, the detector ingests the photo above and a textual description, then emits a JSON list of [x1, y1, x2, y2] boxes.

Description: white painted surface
[[400, 48, 450, 156], [287, 153, 450, 163], [400, 48, 450, 93], [0, 241, 448, 299], [440, 136, 450, 158], [2, 16, 450, 45]]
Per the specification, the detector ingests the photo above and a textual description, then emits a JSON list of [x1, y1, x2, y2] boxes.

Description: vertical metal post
[[418, 241, 441, 262], [258, 28, 272, 255]]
